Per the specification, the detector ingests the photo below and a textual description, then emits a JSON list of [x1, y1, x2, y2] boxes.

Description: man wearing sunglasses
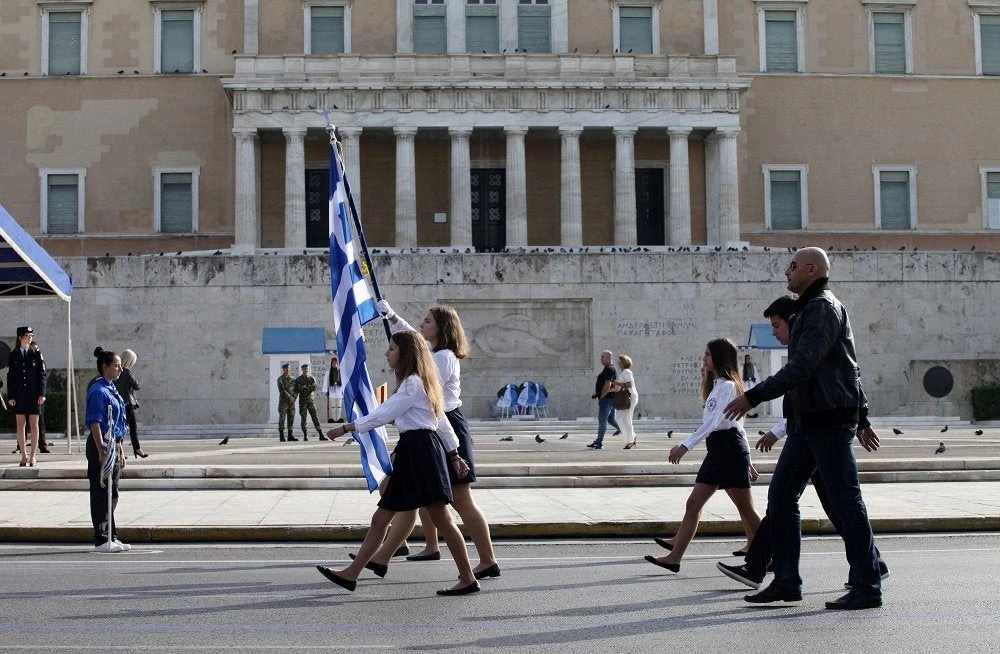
[[723, 247, 882, 611]]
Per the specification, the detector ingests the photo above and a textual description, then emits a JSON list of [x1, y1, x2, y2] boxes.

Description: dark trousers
[[767, 423, 881, 597], [86, 437, 120, 546], [126, 404, 141, 451], [746, 470, 885, 576], [595, 397, 620, 445]]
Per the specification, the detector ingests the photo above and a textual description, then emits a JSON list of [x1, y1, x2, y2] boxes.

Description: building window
[[763, 166, 808, 230], [614, 3, 659, 55], [874, 167, 916, 229], [40, 169, 85, 235], [155, 168, 199, 233], [974, 12, 1000, 75], [413, 0, 447, 53], [757, 6, 803, 73], [517, 0, 551, 53], [153, 4, 201, 73], [868, 9, 911, 74], [466, 0, 499, 53], [305, 3, 350, 54], [982, 168, 1000, 229], [42, 7, 89, 76]]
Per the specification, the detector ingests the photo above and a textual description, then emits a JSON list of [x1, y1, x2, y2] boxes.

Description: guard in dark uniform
[[276, 363, 297, 442], [7, 326, 46, 466], [294, 363, 328, 441]]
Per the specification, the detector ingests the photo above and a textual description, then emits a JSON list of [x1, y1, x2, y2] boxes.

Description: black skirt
[[446, 407, 476, 484], [695, 427, 751, 489], [9, 392, 41, 415], [378, 429, 453, 512]]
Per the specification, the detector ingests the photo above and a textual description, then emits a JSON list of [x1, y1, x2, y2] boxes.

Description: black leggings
[[126, 404, 141, 451]]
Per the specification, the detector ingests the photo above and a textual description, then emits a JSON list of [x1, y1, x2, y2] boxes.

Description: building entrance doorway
[[471, 168, 505, 252]]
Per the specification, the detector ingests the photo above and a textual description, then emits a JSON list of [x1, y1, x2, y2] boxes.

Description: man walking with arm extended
[[723, 247, 882, 610], [588, 350, 620, 450]]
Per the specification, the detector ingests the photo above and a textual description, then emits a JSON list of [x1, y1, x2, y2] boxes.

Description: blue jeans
[[767, 423, 881, 597], [595, 397, 620, 445]]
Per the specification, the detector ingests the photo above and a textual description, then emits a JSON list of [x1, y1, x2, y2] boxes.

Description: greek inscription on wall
[[669, 356, 703, 395], [616, 319, 697, 338]]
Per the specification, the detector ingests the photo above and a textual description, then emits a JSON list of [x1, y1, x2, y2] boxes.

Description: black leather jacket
[[745, 278, 866, 428]]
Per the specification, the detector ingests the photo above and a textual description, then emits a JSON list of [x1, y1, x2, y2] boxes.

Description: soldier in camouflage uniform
[[276, 363, 298, 442], [294, 363, 328, 441]]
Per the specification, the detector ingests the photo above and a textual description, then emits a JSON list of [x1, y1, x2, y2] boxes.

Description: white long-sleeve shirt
[[681, 378, 747, 451], [770, 419, 787, 440], [391, 315, 462, 411], [353, 375, 459, 451]]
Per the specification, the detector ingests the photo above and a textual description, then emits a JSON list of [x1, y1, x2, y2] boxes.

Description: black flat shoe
[[745, 583, 801, 603], [436, 581, 481, 596], [653, 537, 674, 551], [393, 544, 410, 557], [38, 446, 51, 454], [732, 548, 748, 557], [348, 553, 387, 578], [825, 591, 882, 610], [474, 563, 501, 580], [406, 551, 441, 561], [316, 566, 356, 591], [644, 555, 679, 573]]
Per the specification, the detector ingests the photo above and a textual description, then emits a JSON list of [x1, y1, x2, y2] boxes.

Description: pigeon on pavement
[[758, 430, 766, 436], [974, 429, 984, 435], [667, 430, 673, 438], [219, 437, 229, 446], [499, 436, 513, 442], [535, 434, 545, 443], [892, 428, 903, 435], [934, 442, 946, 454], [941, 425, 949, 433], [560, 432, 569, 439]]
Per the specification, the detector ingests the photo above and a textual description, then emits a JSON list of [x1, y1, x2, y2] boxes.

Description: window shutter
[[981, 15, 1000, 75], [161, 173, 193, 233], [769, 170, 802, 230], [46, 175, 79, 234], [466, 5, 499, 53], [764, 11, 798, 72], [311, 6, 345, 54], [873, 12, 905, 74], [48, 12, 81, 75], [879, 171, 911, 229], [161, 10, 195, 73], [987, 172, 1000, 229], [413, 5, 446, 53], [517, 6, 551, 53], [619, 6, 653, 55]]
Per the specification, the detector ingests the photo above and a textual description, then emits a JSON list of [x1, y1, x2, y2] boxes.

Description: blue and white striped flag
[[100, 406, 116, 488], [329, 140, 392, 492]]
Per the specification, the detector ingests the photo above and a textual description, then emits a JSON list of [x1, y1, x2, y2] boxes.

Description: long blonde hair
[[390, 331, 444, 417], [700, 338, 744, 404]]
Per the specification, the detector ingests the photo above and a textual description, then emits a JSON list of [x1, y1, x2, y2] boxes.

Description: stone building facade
[[13, 250, 1000, 424]]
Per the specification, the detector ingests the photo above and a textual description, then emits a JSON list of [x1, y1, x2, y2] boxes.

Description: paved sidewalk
[[2, 422, 999, 542], [2, 481, 999, 543]]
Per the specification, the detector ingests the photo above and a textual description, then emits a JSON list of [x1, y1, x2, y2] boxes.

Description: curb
[[4, 517, 1000, 544]]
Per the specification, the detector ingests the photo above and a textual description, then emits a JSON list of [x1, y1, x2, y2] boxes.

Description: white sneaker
[[95, 541, 125, 553], [113, 539, 132, 551]]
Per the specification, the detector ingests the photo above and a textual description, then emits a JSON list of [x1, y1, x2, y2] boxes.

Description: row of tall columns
[[231, 125, 742, 250]]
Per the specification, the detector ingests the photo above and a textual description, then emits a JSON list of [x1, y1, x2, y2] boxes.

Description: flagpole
[[326, 124, 392, 343]]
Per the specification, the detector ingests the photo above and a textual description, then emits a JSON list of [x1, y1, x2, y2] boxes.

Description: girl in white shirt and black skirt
[[316, 330, 480, 596], [644, 338, 762, 573]]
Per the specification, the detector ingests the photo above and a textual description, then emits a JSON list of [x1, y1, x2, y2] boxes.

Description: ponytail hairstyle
[[428, 305, 469, 359], [700, 338, 744, 404], [389, 331, 445, 417]]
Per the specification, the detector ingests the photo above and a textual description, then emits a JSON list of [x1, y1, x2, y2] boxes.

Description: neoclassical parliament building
[[2, 1, 999, 423], [3, 0, 999, 256]]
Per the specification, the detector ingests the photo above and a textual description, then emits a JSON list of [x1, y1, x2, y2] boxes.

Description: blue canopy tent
[[0, 204, 76, 450]]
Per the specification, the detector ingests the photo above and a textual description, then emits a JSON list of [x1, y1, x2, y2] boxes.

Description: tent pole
[[66, 300, 74, 454]]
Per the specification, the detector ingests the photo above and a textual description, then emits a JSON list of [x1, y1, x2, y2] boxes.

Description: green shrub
[[0, 392, 68, 432], [971, 385, 1000, 421]]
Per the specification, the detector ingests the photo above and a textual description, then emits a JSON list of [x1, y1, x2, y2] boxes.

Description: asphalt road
[[1, 534, 998, 653]]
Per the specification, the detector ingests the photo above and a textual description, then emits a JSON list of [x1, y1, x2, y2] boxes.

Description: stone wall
[[16, 250, 998, 425]]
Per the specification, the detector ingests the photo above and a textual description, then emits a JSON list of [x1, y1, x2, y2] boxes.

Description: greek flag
[[329, 141, 392, 492], [99, 406, 116, 488]]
